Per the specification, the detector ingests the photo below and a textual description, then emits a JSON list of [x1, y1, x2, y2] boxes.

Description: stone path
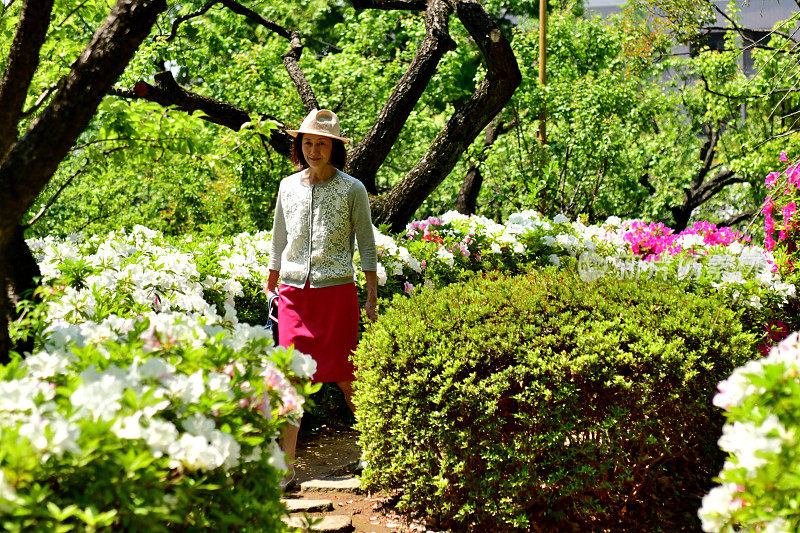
[[281, 476, 362, 532], [280, 429, 405, 532]]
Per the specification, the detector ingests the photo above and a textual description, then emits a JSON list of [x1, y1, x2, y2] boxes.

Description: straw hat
[[286, 109, 350, 143]]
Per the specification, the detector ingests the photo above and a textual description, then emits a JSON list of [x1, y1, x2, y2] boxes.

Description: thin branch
[[111, 71, 293, 157], [719, 209, 757, 228], [165, 0, 219, 42], [700, 27, 799, 52], [25, 158, 93, 227], [768, 67, 800, 123], [57, 0, 91, 28], [753, 127, 800, 149], [72, 135, 195, 151], [167, 0, 292, 41], [216, 0, 291, 38], [20, 83, 57, 118]]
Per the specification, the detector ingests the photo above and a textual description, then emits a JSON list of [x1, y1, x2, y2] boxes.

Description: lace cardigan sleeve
[[350, 181, 377, 272], [268, 182, 287, 271]]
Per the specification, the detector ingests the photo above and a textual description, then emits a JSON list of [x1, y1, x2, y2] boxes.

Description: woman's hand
[[265, 270, 280, 301], [363, 271, 378, 322], [364, 299, 378, 322]]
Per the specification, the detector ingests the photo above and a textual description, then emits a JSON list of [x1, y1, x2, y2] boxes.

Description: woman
[[264, 109, 378, 489]]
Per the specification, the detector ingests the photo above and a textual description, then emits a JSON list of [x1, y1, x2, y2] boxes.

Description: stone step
[[282, 514, 354, 532], [281, 498, 334, 513], [300, 476, 362, 495]]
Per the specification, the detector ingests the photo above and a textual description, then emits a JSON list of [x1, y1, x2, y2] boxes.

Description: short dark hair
[[291, 133, 348, 170]]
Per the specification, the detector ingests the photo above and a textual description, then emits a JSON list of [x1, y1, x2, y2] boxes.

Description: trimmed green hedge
[[353, 268, 757, 531]]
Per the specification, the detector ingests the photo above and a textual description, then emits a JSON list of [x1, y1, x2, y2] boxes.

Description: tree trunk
[[454, 116, 517, 215], [0, 0, 55, 161], [0, 0, 167, 362], [5, 225, 41, 356], [346, 0, 456, 193], [455, 165, 482, 215], [0, 260, 9, 366], [371, 0, 521, 232]]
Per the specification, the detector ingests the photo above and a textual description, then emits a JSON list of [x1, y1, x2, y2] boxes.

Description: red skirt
[[277, 281, 358, 383]]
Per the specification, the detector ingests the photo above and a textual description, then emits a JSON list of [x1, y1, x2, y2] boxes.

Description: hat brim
[[286, 129, 350, 144]]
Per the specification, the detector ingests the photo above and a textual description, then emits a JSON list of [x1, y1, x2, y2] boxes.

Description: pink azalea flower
[[783, 202, 797, 224], [765, 213, 775, 235], [762, 196, 774, 216], [765, 171, 780, 189], [765, 234, 777, 251]]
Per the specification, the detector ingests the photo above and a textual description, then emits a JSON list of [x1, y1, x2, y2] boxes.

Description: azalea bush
[[698, 332, 800, 533], [363, 210, 795, 310], [0, 336, 309, 532], [762, 152, 800, 287], [2, 226, 315, 531], [354, 268, 757, 531]]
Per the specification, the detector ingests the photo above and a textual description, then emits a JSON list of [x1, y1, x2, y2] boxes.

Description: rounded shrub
[[353, 267, 758, 531]]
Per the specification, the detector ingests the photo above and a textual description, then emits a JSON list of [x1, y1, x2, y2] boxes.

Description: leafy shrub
[[353, 267, 757, 531], [699, 331, 800, 532]]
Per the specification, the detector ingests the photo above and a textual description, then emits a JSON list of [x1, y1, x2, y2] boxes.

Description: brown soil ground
[[288, 428, 418, 533]]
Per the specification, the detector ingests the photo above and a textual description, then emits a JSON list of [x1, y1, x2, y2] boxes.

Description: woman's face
[[302, 133, 333, 169]]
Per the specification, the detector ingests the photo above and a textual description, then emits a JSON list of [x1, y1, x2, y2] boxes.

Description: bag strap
[[266, 293, 279, 326]]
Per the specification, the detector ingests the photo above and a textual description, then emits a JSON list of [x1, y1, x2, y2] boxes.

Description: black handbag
[[266, 293, 279, 346]]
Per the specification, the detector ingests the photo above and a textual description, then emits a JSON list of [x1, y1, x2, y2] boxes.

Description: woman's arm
[[363, 270, 378, 322], [265, 269, 281, 297], [265, 181, 286, 297]]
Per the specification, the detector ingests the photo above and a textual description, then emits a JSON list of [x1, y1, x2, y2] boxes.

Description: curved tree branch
[[283, 31, 319, 112], [166, 0, 292, 42], [217, 0, 292, 39], [0, 0, 55, 161], [720, 208, 757, 228], [371, 0, 522, 232], [111, 71, 293, 157], [346, 0, 456, 193], [166, 0, 218, 41], [704, 0, 800, 48]]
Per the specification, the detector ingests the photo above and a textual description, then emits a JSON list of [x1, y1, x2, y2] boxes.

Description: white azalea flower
[[289, 351, 317, 379], [698, 483, 739, 532], [0, 469, 21, 506], [267, 438, 288, 472], [142, 419, 179, 457], [112, 413, 144, 440], [70, 374, 125, 421]]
